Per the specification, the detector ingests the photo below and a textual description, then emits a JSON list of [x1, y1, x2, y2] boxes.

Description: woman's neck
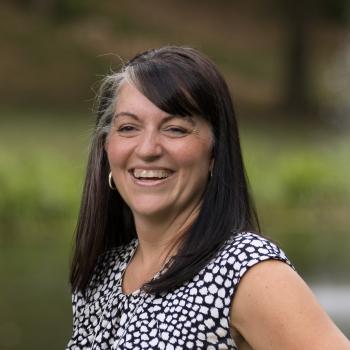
[[122, 206, 200, 294], [132, 204, 200, 267]]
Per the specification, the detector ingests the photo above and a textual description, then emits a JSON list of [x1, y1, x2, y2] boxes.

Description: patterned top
[[66, 232, 292, 350]]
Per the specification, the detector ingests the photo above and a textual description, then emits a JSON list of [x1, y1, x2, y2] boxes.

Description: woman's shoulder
[[101, 238, 138, 264], [86, 239, 138, 291], [91, 238, 136, 272], [71, 239, 138, 310], [209, 232, 293, 289], [224, 231, 290, 263]]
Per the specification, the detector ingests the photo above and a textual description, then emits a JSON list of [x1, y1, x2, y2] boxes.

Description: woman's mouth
[[130, 168, 174, 183]]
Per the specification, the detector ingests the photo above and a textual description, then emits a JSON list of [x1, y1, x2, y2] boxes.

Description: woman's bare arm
[[230, 260, 350, 350]]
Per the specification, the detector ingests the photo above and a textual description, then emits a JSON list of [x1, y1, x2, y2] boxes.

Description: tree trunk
[[284, 1, 311, 114]]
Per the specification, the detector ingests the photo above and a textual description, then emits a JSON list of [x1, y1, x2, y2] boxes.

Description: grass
[[240, 121, 350, 278], [0, 238, 72, 350]]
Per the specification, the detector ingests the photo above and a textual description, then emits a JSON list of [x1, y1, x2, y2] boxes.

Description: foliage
[[1, 0, 349, 117], [1, 112, 349, 273]]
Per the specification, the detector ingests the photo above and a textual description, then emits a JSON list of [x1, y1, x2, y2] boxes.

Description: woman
[[67, 46, 349, 349]]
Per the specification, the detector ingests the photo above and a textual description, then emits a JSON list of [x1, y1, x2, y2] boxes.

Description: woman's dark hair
[[70, 46, 260, 294]]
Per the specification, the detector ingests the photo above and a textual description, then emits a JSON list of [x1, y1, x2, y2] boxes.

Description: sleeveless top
[[66, 232, 292, 350]]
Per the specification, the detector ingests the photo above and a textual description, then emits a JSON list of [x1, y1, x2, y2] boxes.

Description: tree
[[279, 0, 349, 115]]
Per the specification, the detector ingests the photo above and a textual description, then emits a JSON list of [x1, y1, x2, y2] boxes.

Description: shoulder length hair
[[70, 46, 260, 294]]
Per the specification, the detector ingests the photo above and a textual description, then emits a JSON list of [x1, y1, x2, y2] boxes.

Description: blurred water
[[311, 284, 350, 337]]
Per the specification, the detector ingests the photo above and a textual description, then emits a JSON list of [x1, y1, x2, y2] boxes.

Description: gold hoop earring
[[108, 172, 117, 190]]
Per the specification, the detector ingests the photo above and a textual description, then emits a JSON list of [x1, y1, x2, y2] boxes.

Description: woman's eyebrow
[[113, 111, 139, 120], [162, 115, 195, 125]]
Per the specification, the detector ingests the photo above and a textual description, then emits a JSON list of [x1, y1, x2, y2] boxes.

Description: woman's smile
[[129, 168, 175, 186]]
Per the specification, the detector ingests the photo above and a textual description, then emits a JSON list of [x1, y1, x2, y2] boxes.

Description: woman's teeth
[[133, 169, 171, 179]]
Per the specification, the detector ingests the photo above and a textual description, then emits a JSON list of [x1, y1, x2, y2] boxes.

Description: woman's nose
[[135, 131, 163, 160]]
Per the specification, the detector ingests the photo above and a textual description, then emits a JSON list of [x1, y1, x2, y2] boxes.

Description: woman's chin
[[129, 202, 173, 221]]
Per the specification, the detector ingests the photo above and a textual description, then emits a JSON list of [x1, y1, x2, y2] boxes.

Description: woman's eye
[[116, 125, 140, 136], [118, 125, 135, 132], [163, 126, 190, 137]]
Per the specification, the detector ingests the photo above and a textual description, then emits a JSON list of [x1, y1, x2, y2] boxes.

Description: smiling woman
[[66, 47, 350, 350]]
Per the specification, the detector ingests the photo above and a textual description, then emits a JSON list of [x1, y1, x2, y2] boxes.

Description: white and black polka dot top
[[66, 232, 292, 350]]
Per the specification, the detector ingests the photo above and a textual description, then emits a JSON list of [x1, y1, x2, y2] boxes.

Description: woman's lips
[[129, 168, 175, 186]]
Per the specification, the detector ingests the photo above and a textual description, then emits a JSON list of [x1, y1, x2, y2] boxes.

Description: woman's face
[[106, 82, 214, 222]]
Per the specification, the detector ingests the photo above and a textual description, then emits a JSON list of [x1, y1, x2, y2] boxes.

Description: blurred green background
[[0, 1, 349, 348]]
